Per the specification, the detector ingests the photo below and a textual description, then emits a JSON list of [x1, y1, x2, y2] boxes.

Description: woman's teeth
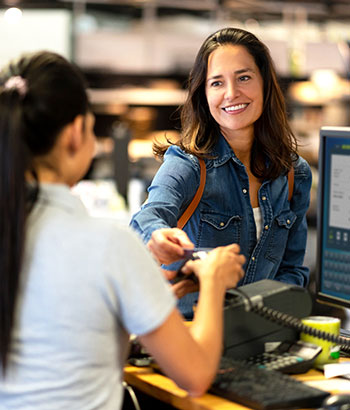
[[224, 104, 248, 112]]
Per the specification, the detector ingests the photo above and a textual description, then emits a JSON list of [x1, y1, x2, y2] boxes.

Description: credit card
[[172, 248, 213, 284], [183, 247, 213, 260]]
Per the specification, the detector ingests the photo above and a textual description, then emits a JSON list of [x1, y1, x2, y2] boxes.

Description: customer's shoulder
[[293, 155, 312, 179], [164, 145, 200, 167]]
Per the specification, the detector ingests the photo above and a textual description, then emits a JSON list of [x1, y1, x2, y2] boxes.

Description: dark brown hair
[[0, 51, 89, 374], [154, 27, 298, 179]]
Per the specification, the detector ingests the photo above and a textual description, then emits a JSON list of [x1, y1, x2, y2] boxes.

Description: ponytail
[[0, 88, 30, 374], [0, 51, 89, 374]]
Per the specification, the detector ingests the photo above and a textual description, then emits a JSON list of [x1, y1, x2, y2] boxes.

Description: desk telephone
[[221, 279, 350, 373]]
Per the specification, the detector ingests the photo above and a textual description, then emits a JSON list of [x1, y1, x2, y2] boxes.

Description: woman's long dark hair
[[0, 51, 89, 374], [154, 27, 298, 179]]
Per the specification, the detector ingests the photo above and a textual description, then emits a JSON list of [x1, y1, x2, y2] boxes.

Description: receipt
[[324, 362, 350, 379]]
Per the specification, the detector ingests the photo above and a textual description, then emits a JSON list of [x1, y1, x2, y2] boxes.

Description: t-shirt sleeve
[[101, 223, 177, 336]]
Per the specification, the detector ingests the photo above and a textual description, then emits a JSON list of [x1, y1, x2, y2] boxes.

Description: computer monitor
[[316, 126, 350, 311]]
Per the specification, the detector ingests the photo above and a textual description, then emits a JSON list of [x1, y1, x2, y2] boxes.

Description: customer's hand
[[147, 228, 194, 265], [171, 279, 199, 299], [159, 268, 198, 299]]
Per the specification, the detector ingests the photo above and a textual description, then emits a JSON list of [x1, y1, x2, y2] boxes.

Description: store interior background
[[1, 0, 350, 320]]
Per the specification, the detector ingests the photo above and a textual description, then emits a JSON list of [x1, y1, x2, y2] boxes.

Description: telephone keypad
[[243, 340, 322, 374], [246, 352, 303, 371]]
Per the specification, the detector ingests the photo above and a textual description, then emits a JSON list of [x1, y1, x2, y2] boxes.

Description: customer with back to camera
[[0, 50, 245, 409], [130, 27, 312, 319]]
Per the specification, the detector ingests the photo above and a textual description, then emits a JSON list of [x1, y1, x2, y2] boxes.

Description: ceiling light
[[4, 7, 23, 24]]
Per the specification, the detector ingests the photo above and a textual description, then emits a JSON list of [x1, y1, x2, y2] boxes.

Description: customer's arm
[[130, 146, 201, 246], [139, 244, 245, 397]]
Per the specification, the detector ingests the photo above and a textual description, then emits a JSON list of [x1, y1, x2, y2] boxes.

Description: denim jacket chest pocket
[[198, 211, 242, 248], [265, 209, 297, 262]]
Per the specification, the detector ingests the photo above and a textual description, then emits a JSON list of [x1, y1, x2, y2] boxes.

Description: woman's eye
[[238, 75, 250, 82], [210, 80, 221, 87]]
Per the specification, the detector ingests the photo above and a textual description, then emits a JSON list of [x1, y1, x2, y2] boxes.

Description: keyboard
[[209, 356, 330, 409], [323, 250, 350, 295]]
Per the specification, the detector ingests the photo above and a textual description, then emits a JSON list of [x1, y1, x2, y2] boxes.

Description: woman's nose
[[225, 81, 239, 99]]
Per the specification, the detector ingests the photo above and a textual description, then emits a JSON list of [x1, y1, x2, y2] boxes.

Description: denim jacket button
[[220, 222, 225, 227], [262, 196, 267, 201], [252, 256, 255, 261], [242, 188, 247, 194], [287, 219, 291, 224], [264, 225, 269, 230]]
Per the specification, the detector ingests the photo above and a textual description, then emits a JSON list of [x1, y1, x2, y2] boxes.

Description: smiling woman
[[130, 27, 313, 320]]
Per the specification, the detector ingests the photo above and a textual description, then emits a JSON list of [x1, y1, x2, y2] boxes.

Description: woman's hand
[[166, 243, 245, 299], [147, 228, 194, 265], [182, 244, 245, 292]]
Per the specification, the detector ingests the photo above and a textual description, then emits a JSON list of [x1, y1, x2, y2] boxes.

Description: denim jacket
[[130, 135, 312, 318]]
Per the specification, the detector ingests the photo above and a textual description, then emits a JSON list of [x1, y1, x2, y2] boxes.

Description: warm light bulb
[[311, 69, 339, 90], [4, 7, 23, 24]]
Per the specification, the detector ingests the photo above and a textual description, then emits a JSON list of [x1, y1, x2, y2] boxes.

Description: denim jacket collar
[[212, 135, 277, 186], [211, 134, 246, 168]]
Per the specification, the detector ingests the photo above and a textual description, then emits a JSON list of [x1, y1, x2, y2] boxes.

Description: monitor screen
[[316, 126, 350, 309]]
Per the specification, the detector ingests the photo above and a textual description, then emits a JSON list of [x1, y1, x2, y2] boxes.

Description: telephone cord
[[231, 288, 350, 352]]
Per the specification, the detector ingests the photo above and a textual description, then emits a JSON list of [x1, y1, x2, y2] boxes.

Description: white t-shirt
[[253, 207, 262, 240], [0, 184, 176, 410]]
